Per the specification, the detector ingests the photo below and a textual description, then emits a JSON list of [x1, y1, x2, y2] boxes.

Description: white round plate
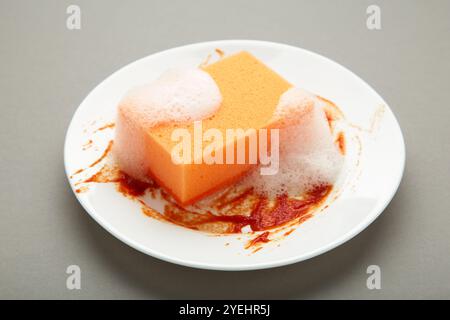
[[64, 40, 405, 270]]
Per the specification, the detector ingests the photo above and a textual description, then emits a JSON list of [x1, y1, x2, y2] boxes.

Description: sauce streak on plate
[[78, 159, 332, 237]]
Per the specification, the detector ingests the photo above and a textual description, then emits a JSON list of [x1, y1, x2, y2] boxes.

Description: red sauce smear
[[88, 140, 113, 168], [82, 139, 93, 150], [71, 140, 114, 177], [336, 131, 345, 155], [284, 229, 295, 237], [324, 109, 334, 130], [116, 173, 154, 197], [94, 122, 115, 132], [140, 177, 331, 234], [81, 164, 332, 235], [75, 186, 88, 193], [215, 48, 225, 58], [84, 165, 156, 197], [246, 231, 270, 249]]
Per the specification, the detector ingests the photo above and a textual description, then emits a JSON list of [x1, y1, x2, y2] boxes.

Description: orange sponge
[[115, 51, 292, 205]]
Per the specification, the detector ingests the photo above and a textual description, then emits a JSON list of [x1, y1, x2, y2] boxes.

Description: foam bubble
[[271, 87, 315, 125], [114, 67, 222, 181], [243, 87, 344, 198], [119, 67, 222, 127]]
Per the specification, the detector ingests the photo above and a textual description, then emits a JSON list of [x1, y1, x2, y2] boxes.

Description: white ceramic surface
[[64, 40, 405, 270]]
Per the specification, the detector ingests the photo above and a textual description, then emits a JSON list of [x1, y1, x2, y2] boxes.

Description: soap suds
[[242, 87, 344, 198], [114, 67, 222, 181], [119, 67, 222, 127], [271, 87, 315, 126]]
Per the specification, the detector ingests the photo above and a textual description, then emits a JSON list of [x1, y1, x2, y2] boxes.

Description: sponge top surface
[[148, 51, 292, 151]]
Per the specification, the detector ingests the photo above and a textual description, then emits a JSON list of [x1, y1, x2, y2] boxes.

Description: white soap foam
[[114, 67, 222, 181], [272, 87, 315, 125], [242, 87, 344, 198], [119, 67, 222, 127]]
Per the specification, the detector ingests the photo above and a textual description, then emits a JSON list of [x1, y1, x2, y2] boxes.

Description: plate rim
[[64, 39, 406, 271]]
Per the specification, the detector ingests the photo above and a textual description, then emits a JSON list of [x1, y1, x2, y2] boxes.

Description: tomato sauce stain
[[140, 180, 330, 234], [80, 160, 332, 238], [246, 231, 270, 249], [336, 131, 345, 155], [283, 229, 295, 237], [94, 122, 115, 133], [252, 247, 263, 254], [71, 140, 114, 177], [82, 139, 93, 150], [215, 48, 225, 58]]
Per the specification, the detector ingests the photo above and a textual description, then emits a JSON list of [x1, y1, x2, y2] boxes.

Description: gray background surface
[[1, 0, 449, 299]]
